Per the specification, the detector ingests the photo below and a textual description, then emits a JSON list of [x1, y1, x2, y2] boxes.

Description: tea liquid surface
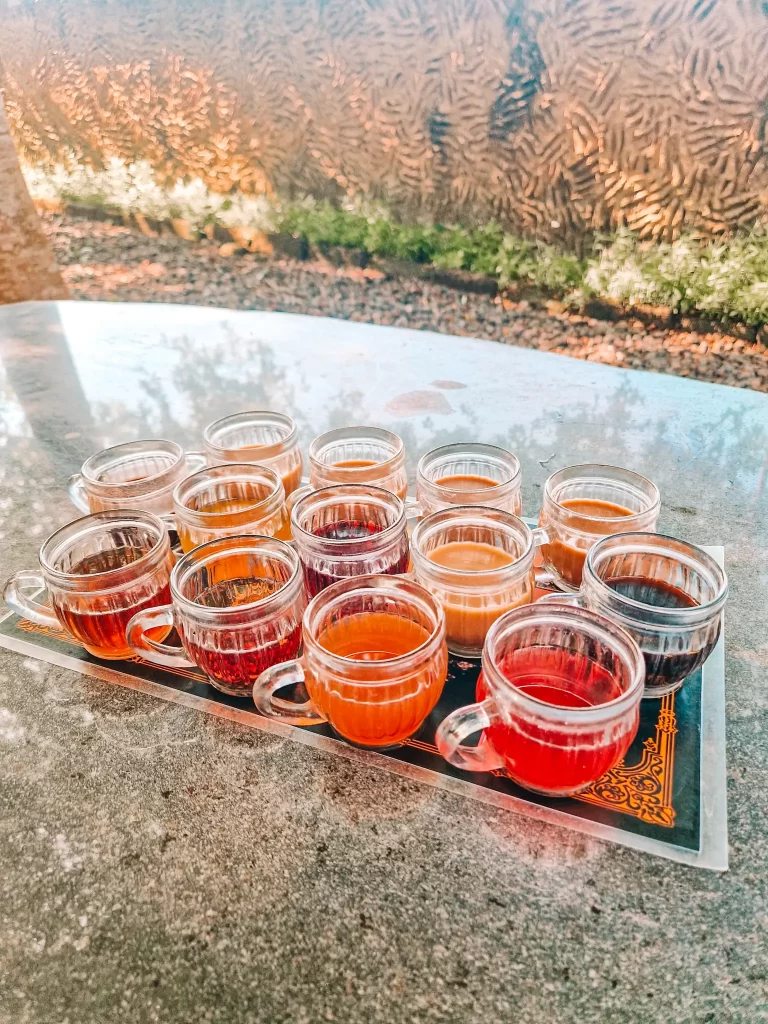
[[560, 498, 633, 518], [480, 647, 636, 795], [427, 541, 515, 571], [333, 459, 379, 469], [435, 473, 500, 491]]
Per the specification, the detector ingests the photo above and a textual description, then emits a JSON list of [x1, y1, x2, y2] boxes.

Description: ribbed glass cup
[[203, 411, 303, 495], [173, 463, 290, 552], [3, 510, 173, 660], [67, 439, 206, 519], [416, 443, 522, 517], [127, 535, 305, 697], [435, 603, 644, 796], [410, 506, 547, 657], [547, 532, 728, 697], [538, 464, 661, 591], [291, 484, 409, 597], [253, 575, 448, 748], [308, 426, 408, 500]]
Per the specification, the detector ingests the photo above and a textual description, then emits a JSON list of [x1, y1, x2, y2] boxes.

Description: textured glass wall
[[2, 0, 767, 244]]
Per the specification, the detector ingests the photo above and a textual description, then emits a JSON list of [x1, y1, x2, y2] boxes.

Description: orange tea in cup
[[253, 576, 448, 748]]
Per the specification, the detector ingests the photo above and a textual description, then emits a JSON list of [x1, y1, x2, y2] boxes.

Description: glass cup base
[[328, 724, 409, 752], [642, 676, 688, 699], [207, 679, 254, 699]]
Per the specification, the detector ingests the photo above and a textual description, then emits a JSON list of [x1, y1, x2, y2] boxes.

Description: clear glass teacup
[[416, 443, 522, 517], [173, 463, 290, 552], [538, 464, 661, 591], [410, 506, 549, 658], [541, 532, 727, 697], [291, 484, 409, 597], [308, 426, 408, 500], [3, 510, 173, 660], [203, 411, 303, 496], [435, 603, 645, 796], [127, 535, 305, 697], [68, 439, 206, 520], [252, 575, 448, 748]]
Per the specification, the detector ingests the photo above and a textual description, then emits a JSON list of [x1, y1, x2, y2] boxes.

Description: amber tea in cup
[[416, 443, 522, 517], [538, 464, 660, 590], [253, 575, 448, 748], [3, 510, 173, 659], [308, 426, 408, 500], [203, 411, 303, 495], [68, 439, 206, 519], [173, 463, 290, 552], [410, 506, 548, 657]]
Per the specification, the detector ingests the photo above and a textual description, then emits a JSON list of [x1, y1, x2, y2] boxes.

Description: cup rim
[[40, 509, 169, 587], [308, 426, 405, 474], [203, 410, 299, 461], [416, 442, 522, 497], [81, 439, 184, 492], [411, 505, 534, 579], [583, 531, 729, 623], [173, 463, 285, 524], [482, 603, 645, 722], [303, 573, 446, 674], [543, 463, 661, 523], [291, 483, 406, 548], [170, 534, 302, 616]]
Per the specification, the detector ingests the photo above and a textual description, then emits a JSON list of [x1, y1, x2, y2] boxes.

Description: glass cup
[[436, 603, 644, 796], [410, 506, 550, 658], [308, 426, 408, 500], [3, 510, 173, 660], [173, 463, 290, 552], [203, 411, 303, 496], [126, 535, 306, 697], [253, 575, 448, 748], [68, 439, 206, 520], [538, 464, 661, 591], [416, 443, 522, 517], [542, 532, 728, 697], [291, 484, 409, 597]]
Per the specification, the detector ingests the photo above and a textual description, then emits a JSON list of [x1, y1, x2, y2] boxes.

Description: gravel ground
[[43, 212, 768, 393]]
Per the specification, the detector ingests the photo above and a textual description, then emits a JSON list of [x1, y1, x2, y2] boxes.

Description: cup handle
[[536, 591, 583, 606], [252, 658, 327, 726], [435, 697, 505, 773], [67, 473, 91, 514], [184, 450, 208, 474], [285, 483, 313, 518], [126, 606, 193, 668], [3, 570, 61, 629]]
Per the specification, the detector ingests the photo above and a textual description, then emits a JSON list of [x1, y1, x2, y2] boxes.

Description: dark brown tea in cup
[[605, 575, 719, 689]]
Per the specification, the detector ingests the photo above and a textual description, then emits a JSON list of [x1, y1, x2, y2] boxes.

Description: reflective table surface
[[0, 302, 766, 1023]]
